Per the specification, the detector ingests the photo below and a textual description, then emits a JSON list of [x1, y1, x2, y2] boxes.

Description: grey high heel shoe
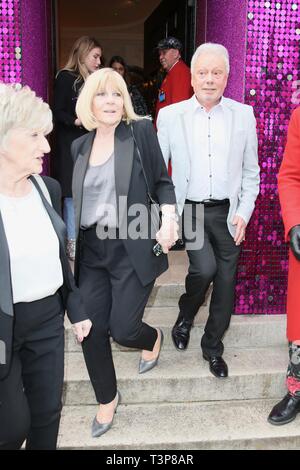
[[139, 328, 164, 374], [91, 391, 121, 438]]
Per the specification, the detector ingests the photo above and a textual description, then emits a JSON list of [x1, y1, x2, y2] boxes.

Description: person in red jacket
[[154, 37, 193, 250], [155, 37, 193, 125], [268, 107, 300, 425]]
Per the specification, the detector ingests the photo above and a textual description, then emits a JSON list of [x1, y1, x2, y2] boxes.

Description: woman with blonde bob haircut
[[0, 84, 91, 450], [71, 67, 178, 438], [76, 67, 139, 130]]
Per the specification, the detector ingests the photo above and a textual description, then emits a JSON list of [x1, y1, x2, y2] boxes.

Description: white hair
[[191, 43, 230, 75], [0, 83, 53, 150]]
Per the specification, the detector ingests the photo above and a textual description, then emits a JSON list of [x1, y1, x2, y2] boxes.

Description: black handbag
[[130, 124, 163, 256]]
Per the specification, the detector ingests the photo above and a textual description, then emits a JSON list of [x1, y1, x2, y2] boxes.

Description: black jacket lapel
[[0, 213, 13, 316], [114, 121, 134, 225]]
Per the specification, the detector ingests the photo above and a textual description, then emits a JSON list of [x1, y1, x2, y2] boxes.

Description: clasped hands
[[156, 209, 179, 254]]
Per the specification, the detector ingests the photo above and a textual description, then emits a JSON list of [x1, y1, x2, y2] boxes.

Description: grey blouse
[[80, 152, 118, 229]]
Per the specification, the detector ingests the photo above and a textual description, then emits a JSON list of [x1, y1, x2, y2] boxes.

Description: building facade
[[1, 0, 299, 314]]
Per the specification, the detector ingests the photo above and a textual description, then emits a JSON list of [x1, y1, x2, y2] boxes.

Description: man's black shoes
[[171, 317, 193, 350], [203, 354, 228, 378], [268, 393, 300, 425]]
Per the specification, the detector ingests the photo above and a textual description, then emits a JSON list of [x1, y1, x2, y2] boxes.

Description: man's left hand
[[232, 215, 247, 246]]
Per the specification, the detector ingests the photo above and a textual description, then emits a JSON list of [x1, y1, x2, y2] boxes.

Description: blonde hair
[[191, 43, 230, 75], [0, 83, 53, 150], [62, 36, 102, 83], [76, 68, 143, 130]]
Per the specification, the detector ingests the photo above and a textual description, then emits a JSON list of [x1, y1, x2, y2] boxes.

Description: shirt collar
[[192, 95, 225, 113]]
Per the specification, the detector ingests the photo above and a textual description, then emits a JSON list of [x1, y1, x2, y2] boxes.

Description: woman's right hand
[[74, 118, 82, 127]]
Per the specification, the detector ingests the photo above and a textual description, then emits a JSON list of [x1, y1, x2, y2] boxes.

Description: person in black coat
[[0, 84, 92, 450], [109, 55, 148, 116], [53, 36, 102, 260], [72, 68, 178, 438]]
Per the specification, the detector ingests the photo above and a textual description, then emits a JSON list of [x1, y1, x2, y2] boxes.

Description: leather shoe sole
[[268, 393, 300, 425], [267, 414, 298, 426]]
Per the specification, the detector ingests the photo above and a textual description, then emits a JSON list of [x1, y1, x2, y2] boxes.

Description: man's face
[[159, 48, 180, 72], [191, 52, 228, 110]]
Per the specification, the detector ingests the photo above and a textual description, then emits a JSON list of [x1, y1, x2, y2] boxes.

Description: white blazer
[[157, 96, 260, 237]]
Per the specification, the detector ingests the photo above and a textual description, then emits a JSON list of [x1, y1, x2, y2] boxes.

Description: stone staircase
[[58, 253, 300, 450]]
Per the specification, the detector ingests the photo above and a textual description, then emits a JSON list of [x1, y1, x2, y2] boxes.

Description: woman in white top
[[0, 84, 92, 450]]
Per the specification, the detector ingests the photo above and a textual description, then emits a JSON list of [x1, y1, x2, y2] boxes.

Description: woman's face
[[111, 61, 125, 78], [1, 128, 50, 175], [83, 47, 102, 74], [92, 82, 124, 127]]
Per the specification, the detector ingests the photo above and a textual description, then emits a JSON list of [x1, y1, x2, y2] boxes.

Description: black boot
[[268, 393, 300, 425], [171, 316, 193, 351]]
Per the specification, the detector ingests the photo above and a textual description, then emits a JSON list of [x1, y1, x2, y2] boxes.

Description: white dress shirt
[[0, 184, 63, 303], [187, 95, 230, 201]]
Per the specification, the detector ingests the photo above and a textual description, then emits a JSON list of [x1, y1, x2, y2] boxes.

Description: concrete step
[[148, 280, 212, 307], [147, 283, 186, 307], [58, 398, 300, 450], [65, 310, 286, 352], [143, 251, 187, 307], [63, 347, 287, 406]]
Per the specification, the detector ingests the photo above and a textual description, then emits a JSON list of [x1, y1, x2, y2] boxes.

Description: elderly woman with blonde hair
[[0, 84, 92, 450], [71, 68, 178, 438]]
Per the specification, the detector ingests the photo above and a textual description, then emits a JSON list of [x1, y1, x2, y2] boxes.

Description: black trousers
[[78, 227, 157, 404], [179, 202, 241, 357], [0, 293, 64, 450]]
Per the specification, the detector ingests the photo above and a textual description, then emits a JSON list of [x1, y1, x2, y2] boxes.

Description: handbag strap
[[32, 174, 52, 206], [130, 123, 156, 205]]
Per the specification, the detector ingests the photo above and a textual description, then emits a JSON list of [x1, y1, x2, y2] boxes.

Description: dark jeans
[[78, 227, 157, 404], [0, 292, 64, 450], [179, 202, 241, 357]]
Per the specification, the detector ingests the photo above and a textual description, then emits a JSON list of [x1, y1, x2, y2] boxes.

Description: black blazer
[[0, 176, 88, 380], [71, 119, 176, 286], [53, 70, 87, 197]]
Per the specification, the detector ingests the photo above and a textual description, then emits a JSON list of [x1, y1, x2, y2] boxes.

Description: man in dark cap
[[155, 36, 193, 124], [155, 37, 193, 251]]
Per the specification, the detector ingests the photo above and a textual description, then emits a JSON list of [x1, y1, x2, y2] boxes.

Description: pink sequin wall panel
[[0, 0, 50, 173], [21, 0, 50, 100], [235, 0, 300, 314], [206, 0, 248, 103], [0, 0, 22, 84]]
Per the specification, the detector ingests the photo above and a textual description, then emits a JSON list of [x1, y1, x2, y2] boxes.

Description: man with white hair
[[157, 43, 260, 378]]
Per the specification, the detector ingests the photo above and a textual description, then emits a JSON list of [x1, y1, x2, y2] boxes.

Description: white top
[[187, 95, 230, 201], [0, 184, 63, 303]]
